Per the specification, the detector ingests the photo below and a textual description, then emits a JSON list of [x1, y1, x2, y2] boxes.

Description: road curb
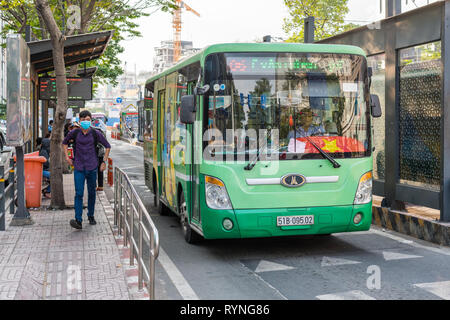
[[372, 205, 450, 247], [97, 191, 150, 300]]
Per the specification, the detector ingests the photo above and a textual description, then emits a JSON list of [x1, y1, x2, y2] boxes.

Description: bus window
[[177, 73, 188, 124], [204, 52, 370, 160], [144, 85, 154, 141]]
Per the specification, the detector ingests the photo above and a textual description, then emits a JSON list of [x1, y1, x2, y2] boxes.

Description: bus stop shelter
[[318, 0, 450, 222], [26, 30, 113, 149]]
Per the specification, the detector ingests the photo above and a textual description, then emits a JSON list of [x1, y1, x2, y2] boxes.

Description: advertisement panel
[[6, 34, 31, 147]]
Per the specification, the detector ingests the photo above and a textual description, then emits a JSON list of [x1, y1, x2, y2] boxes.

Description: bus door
[[157, 89, 165, 201], [162, 73, 178, 207], [190, 86, 201, 224]]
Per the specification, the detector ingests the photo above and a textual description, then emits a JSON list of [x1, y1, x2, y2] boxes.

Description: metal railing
[[0, 154, 17, 231], [113, 166, 160, 299]]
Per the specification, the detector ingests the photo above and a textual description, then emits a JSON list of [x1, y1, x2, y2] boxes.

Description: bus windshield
[[204, 52, 370, 160]]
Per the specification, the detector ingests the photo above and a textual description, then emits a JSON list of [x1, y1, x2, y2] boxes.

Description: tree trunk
[[35, 0, 68, 209]]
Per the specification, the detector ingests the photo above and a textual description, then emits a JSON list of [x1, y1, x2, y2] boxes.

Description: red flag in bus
[[289, 136, 366, 154]]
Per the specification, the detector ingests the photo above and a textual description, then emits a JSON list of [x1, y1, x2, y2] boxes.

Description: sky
[[118, 0, 439, 74]]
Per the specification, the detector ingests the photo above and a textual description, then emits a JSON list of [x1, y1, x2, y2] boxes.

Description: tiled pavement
[[0, 175, 149, 300]]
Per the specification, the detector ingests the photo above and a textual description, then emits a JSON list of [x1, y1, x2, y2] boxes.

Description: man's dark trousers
[[74, 169, 97, 222]]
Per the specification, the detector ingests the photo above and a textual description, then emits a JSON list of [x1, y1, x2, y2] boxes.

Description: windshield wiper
[[304, 136, 341, 169], [244, 144, 267, 171]]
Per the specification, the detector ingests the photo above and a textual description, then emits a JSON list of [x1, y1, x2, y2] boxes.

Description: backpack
[[72, 128, 106, 160]]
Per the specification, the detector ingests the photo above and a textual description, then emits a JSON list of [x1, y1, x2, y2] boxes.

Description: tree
[[34, 0, 68, 208], [0, 98, 6, 120], [283, 0, 358, 42], [1, 0, 177, 208], [1, 1, 177, 84]]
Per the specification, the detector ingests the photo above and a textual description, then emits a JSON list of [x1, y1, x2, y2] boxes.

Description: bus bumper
[[201, 203, 372, 239]]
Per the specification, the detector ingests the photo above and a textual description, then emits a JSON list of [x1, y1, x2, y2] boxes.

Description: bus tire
[[156, 194, 169, 216], [152, 173, 157, 208], [154, 179, 168, 216], [179, 192, 202, 244]]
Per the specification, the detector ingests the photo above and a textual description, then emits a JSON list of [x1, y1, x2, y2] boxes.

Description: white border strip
[[175, 172, 192, 182], [306, 176, 339, 183], [246, 178, 281, 185], [246, 176, 339, 186], [158, 247, 199, 300]]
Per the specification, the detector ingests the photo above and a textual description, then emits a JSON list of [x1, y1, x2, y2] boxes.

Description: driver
[[287, 108, 325, 140]]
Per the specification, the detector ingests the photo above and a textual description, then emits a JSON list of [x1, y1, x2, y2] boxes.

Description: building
[[88, 65, 151, 119], [152, 40, 201, 75]]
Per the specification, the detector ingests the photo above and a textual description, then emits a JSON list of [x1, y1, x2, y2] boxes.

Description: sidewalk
[[372, 195, 450, 247], [0, 175, 148, 300]]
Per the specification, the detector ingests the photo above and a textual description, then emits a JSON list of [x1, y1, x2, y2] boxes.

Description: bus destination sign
[[39, 77, 93, 100], [226, 56, 352, 76]]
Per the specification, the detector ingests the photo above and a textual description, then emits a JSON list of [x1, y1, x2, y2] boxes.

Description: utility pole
[[0, 11, 5, 104], [304, 16, 315, 43], [385, 0, 402, 18]]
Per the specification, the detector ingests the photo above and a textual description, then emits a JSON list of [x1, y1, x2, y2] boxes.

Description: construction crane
[[173, 0, 200, 63]]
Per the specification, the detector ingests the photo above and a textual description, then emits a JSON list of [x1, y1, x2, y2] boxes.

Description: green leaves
[[1, 0, 178, 84], [283, 0, 356, 42], [0, 0, 26, 9]]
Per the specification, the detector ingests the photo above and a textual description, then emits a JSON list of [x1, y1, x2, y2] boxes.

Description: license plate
[[277, 215, 314, 227]]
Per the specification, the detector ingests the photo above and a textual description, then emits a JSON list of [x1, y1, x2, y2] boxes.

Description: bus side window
[[144, 86, 154, 140], [177, 73, 188, 124]]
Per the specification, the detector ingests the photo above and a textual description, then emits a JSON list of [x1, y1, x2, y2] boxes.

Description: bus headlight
[[354, 171, 372, 205], [205, 176, 232, 210]]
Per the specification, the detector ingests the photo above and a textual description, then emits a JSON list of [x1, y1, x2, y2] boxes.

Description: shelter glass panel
[[398, 41, 441, 191], [368, 54, 386, 181], [401, 0, 441, 14]]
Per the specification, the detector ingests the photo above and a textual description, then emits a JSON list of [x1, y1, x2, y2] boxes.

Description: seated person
[[37, 137, 51, 198], [287, 108, 325, 140]]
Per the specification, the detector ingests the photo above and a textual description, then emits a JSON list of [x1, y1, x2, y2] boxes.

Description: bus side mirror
[[370, 94, 382, 118], [180, 95, 196, 124], [194, 84, 210, 96]]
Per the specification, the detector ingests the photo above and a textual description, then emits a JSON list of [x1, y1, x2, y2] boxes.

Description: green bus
[[143, 43, 381, 243]]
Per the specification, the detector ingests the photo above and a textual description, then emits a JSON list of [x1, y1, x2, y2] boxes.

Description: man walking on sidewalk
[[63, 110, 111, 229]]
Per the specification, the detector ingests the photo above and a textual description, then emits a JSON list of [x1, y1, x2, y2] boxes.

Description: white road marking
[[120, 166, 141, 170], [239, 261, 288, 300], [321, 256, 361, 267], [157, 247, 199, 300], [414, 280, 450, 300], [382, 251, 423, 261], [316, 290, 376, 300], [130, 181, 146, 185], [368, 228, 450, 256], [254, 260, 295, 273]]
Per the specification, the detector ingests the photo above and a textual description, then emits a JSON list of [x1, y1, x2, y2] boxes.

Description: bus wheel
[[154, 181, 168, 216], [152, 177, 158, 207], [179, 192, 202, 244], [156, 194, 169, 216]]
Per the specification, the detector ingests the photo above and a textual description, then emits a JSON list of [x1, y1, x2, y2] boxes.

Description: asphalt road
[[107, 135, 450, 300]]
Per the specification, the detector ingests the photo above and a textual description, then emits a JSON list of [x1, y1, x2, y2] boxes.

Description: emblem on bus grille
[[281, 174, 306, 188]]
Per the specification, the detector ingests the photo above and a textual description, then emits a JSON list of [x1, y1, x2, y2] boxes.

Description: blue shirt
[[63, 128, 111, 171], [287, 125, 325, 140]]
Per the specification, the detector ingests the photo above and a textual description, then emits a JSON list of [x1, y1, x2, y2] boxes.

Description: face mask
[[80, 121, 91, 130]]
